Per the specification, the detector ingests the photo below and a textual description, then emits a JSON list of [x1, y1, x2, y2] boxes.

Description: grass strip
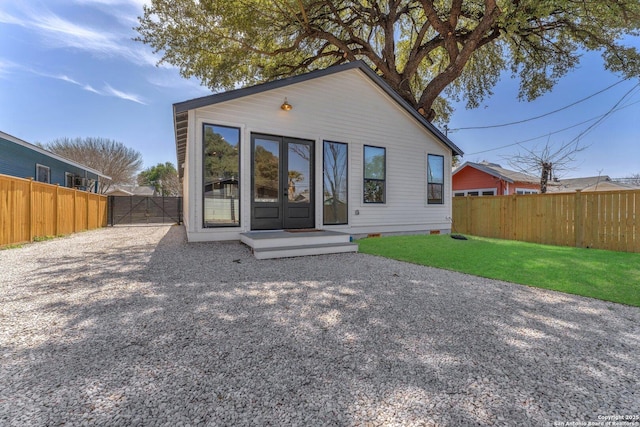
[[358, 234, 640, 307]]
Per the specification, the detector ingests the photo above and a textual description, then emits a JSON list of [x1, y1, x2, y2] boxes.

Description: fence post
[[575, 190, 583, 248], [465, 196, 471, 234], [108, 195, 113, 226], [55, 184, 59, 237], [86, 191, 90, 230], [28, 178, 34, 242], [73, 188, 78, 232], [510, 194, 517, 240]]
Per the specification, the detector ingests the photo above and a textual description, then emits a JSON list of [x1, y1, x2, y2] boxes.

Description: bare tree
[[507, 139, 587, 193], [613, 173, 640, 186], [46, 137, 143, 193]]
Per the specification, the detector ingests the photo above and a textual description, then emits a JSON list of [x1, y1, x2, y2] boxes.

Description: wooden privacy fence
[[0, 173, 108, 247], [452, 189, 640, 253]]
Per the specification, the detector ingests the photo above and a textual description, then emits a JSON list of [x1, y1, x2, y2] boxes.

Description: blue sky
[[1, 0, 638, 179]]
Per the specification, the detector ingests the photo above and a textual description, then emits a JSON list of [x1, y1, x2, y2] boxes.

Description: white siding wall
[[184, 68, 452, 241]]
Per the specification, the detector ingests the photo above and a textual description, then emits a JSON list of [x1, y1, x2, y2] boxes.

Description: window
[[203, 124, 240, 227], [454, 188, 497, 197], [65, 173, 74, 188], [36, 164, 50, 184], [323, 141, 348, 224], [427, 154, 444, 204], [516, 188, 538, 195], [363, 145, 385, 203]]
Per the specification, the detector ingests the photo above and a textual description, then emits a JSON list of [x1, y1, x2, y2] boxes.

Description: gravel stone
[[1, 225, 639, 426]]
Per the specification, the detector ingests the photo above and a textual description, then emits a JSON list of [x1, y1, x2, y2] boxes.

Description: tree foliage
[[254, 145, 280, 198], [204, 127, 239, 181], [137, 0, 640, 122], [138, 162, 181, 196], [46, 137, 143, 193]]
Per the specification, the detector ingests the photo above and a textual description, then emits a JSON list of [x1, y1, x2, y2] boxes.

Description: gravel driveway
[[1, 225, 639, 426]]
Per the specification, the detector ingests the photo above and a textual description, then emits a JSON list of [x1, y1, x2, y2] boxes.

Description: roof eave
[[0, 130, 112, 180]]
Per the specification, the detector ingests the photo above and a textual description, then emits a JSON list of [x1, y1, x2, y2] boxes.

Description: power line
[[464, 93, 640, 156], [564, 82, 640, 145], [450, 79, 628, 131]]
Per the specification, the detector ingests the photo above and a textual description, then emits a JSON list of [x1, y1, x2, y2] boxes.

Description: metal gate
[[108, 196, 182, 225]]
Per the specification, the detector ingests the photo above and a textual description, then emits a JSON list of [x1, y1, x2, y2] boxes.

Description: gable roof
[[173, 61, 463, 178], [453, 161, 539, 184], [547, 176, 638, 193], [0, 130, 111, 179]]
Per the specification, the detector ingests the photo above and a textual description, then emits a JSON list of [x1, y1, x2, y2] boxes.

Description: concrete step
[[240, 230, 351, 249], [252, 242, 358, 260]]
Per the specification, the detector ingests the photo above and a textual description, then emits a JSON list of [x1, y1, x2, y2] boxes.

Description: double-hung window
[[363, 145, 385, 203], [427, 154, 444, 204]]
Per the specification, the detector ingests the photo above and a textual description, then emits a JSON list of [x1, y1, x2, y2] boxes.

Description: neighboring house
[[173, 60, 463, 242], [0, 130, 109, 192], [105, 185, 156, 196], [547, 176, 638, 193], [453, 161, 540, 196]]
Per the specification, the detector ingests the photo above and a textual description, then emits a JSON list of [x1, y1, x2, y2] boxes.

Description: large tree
[[138, 162, 181, 196], [136, 0, 640, 122], [46, 137, 143, 193]]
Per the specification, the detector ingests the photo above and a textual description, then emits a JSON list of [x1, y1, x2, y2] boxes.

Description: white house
[[173, 61, 463, 257]]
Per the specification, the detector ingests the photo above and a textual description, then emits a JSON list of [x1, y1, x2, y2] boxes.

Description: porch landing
[[240, 230, 358, 260]]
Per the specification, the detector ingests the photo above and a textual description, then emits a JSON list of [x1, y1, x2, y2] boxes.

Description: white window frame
[[515, 188, 538, 195], [36, 164, 50, 184], [65, 172, 74, 188], [454, 188, 497, 197]]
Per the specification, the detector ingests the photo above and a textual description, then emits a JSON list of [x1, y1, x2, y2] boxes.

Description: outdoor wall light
[[280, 97, 292, 111]]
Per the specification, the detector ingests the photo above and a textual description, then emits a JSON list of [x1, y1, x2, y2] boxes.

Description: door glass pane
[[287, 143, 310, 203], [323, 141, 348, 224], [203, 124, 240, 227], [254, 139, 280, 202]]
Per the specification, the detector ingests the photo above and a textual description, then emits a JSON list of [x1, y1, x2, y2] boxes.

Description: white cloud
[[1, 4, 163, 68], [103, 84, 147, 104], [147, 73, 212, 96], [0, 10, 26, 25], [83, 84, 101, 94], [70, 0, 151, 27], [57, 75, 82, 85], [0, 59, 19, 78], [19, 65, 146, 104], [23, 68, 96, 95], [72, 0, 149, 7], [54, 75, 101, 96]]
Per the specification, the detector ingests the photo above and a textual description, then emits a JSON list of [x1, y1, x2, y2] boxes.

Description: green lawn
[[358, 234, 640, 307]]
